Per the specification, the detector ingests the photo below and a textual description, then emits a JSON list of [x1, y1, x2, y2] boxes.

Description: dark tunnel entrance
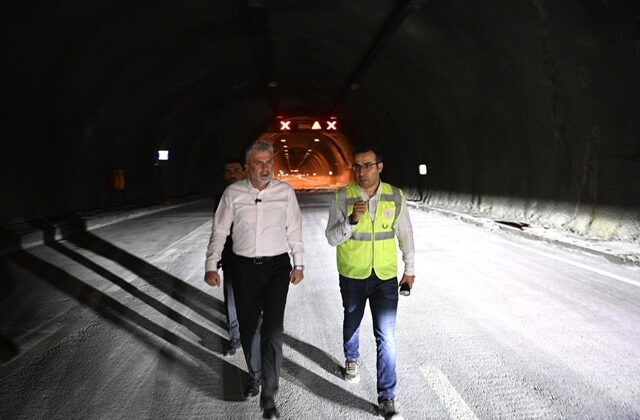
[[258, 117, 354, 190]]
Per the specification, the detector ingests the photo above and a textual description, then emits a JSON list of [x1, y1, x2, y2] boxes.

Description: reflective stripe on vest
[[336, 182, 403, 280]]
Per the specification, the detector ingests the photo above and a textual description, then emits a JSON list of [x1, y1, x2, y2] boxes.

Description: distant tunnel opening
[[258, 117, 354, 190]]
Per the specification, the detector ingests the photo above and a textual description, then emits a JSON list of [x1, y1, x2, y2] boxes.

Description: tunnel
[[259, 116, 354, 189], [2, 0, 638, 242], [2, 2, 640, 418]]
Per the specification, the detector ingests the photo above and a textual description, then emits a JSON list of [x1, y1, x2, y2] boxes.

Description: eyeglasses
[[352, 162, 379, 172]]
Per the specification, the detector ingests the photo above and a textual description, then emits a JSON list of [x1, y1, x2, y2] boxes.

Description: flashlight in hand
[[399, 282, 411, 296]]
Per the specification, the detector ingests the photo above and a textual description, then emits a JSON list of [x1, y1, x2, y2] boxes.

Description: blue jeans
[[340, 273, 398, 401]]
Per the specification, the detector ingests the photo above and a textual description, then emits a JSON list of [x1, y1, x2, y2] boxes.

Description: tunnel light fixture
[[307, 149, 312, 151], [314, 138, 320, 142], [283, 145, 288, 148], [312, 173, 316, 176], [280, 138, 287, 142], [158, 150, 169, 161], [329, 171, 333, 175], [419, 164, 427, 175]]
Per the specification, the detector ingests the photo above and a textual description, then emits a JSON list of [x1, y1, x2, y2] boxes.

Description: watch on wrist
[[294, 265, 304, 271]]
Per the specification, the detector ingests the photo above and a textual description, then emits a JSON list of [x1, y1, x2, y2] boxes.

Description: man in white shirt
[[325, 145, 415, 420], [204, 140, 304, 420]]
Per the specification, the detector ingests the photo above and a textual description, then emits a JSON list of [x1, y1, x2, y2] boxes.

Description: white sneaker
[[344, 361, 360, 383]]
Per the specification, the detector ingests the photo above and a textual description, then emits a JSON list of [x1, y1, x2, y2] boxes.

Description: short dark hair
[[223, 157, 244, 166], [353, 145, 383, 162]]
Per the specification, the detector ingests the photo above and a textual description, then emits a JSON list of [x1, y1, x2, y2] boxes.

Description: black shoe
[[378, 399, 403, 419], [243, 380, 260, 399], [262, 406, 280, 419], [223, 339, 240, 356]]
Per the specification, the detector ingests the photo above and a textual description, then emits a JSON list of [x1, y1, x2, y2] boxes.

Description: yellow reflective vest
[[336, 182, 404, 280]]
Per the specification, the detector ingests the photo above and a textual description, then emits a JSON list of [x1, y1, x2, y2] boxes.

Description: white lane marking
[[420, 366, 479, 420], [496, 237, 640, 288]]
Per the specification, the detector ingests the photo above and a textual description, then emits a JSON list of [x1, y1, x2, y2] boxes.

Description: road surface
[[1, 192, 639, 419]]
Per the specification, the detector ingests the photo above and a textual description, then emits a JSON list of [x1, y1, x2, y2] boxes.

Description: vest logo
[[384, 208, 394, 219]]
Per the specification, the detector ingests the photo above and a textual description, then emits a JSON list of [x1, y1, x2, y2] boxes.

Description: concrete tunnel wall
[[1, 1, 639, 242]]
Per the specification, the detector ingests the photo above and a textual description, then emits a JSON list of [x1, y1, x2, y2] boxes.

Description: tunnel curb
[[408, 202, 640, 268], [0, 199, 204, 256]]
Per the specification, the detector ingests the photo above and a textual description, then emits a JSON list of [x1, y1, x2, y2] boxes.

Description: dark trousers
[[228, 253, 291, 407], [222, 268, 240, 341], [223, 265, 262, 378]]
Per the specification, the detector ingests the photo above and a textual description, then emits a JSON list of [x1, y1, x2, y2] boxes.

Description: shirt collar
[[246, 177, 273, 192]]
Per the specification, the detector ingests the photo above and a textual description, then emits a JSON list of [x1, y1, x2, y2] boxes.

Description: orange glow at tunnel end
[[259, 116, 354, 190]]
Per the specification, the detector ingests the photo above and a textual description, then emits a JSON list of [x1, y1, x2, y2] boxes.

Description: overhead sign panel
[[277, 118, 339, 132]]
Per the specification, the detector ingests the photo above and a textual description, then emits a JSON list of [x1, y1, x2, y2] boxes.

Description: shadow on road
[[2, 215, 374, 414]]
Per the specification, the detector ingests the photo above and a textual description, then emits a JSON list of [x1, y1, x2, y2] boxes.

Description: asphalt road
[[1, 192, 639, 419]]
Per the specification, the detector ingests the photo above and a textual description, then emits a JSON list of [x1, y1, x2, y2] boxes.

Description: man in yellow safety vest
[[325, 145, 415, 420]]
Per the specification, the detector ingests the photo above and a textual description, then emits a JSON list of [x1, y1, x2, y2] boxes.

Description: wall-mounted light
[[158, 150, 169, 161], [419, 164, 427, 175]]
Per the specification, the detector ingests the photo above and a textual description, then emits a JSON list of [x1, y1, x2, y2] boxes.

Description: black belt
[[235, 253, 287, 265]]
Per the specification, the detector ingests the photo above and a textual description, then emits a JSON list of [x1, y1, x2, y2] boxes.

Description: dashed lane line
[[420, 366, 479, 420]]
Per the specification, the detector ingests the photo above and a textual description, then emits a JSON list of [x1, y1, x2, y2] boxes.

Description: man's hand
[[349, 200, 368, 224], [204, 270, 221, 287], [290, 268, 304, 285], [399, 274, 415, 289]]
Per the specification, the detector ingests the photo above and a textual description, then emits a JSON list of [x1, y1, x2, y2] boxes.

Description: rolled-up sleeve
[[325, 191, 354, 247], [395, 196, 415, 276], [205, 189, 233, 272]]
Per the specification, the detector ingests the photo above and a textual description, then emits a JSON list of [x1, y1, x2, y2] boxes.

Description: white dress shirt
[[205, 178, 304, 272], [325, 181, 415, 276]]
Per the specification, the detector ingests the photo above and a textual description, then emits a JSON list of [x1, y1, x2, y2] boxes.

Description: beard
[[254, 173, 272, 185]]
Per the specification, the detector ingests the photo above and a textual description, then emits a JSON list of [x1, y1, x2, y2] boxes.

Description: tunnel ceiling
[[2, 0, 639, 237]]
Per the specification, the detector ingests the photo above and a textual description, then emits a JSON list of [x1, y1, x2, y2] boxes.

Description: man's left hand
[[290, 268, 304, 285], [399, 274, 415, 289]]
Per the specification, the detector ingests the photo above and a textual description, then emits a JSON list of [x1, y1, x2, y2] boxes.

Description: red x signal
[[280, 121, 291, 130], [326, 121, 337, 130]]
